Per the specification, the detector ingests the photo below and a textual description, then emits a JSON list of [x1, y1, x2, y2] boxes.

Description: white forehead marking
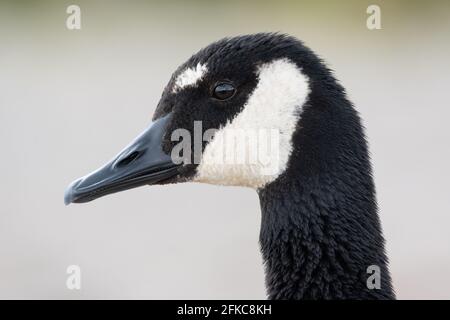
[[194, 58, 310, 189], [173, 63, 208, 93]]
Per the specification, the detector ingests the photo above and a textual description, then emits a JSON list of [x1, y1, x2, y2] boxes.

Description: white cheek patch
[[173, 63, 208, 93], [194, 58, 310, 189]]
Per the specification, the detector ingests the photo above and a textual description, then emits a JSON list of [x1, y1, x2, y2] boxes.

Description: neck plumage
[[258, 176, 394, 300], [257, 87, 395, 300]]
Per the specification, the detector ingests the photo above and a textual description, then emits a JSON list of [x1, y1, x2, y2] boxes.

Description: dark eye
[[212, 82, 236, 100]]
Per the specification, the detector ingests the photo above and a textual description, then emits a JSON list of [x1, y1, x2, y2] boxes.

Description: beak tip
[[64, 178, 82, 206], [64, 187, 74, 206]]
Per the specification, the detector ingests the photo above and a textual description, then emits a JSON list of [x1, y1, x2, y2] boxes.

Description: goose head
[[64, 33, 395, 299], [64, 33, 318, 204]]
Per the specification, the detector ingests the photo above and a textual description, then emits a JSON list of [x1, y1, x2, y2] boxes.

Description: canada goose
[[64, 33, 395, 300]]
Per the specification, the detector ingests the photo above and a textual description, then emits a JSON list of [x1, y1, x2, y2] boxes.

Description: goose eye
[[212, 83, 236, 100]]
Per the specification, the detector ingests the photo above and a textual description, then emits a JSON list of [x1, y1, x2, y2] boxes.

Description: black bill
[[64, 113, 179, 205]]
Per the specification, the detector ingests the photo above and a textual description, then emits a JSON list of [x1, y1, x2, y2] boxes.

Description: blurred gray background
[[1, 0, 449, 299]]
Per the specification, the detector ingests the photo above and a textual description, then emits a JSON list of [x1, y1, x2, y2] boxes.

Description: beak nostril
[[116, 150, 143, 168]]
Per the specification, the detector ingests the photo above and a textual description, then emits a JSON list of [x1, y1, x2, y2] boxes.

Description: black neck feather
[[257, 80, 395, 300]]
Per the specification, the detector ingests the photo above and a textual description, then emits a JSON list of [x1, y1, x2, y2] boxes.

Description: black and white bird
[[64, 33, 395, 300]]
